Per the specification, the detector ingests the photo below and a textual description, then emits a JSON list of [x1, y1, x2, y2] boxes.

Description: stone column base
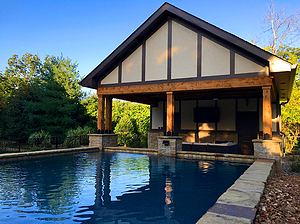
[[252, 139, 282, 162], [88, 134, 118, 150], [148, 131, 164, 149], [157, 136, 182, 156]]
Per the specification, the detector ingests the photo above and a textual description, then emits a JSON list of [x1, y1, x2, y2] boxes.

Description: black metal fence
[[0, 135, 89, 153]]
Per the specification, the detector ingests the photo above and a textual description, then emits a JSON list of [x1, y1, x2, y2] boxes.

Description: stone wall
[[88, 134, 118, 149], [253, 139, 282, 161], [148, 131, 164, 149], [157, 136, 182, 155]]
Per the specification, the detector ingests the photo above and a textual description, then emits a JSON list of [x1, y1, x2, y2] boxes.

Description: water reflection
[[198, 161, 212, 173], [0, 152, 250, 224], [164, 177, 174, 219], [109, 153, 150, 201]]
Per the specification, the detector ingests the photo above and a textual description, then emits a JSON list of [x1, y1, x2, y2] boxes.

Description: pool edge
[[0, 147, 100, 161], [196, 158, 275, 224]]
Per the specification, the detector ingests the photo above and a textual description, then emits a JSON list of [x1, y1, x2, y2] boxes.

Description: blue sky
[[1, 0, 299, 93]]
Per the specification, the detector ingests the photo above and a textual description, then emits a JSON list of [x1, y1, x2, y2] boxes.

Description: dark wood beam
[[97, 76, 272, 95]]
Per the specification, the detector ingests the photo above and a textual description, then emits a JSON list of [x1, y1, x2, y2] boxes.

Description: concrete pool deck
[[0, 146, 275, 223]]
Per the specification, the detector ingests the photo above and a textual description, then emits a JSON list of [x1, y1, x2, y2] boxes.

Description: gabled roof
[[80, 2, 296, 101]]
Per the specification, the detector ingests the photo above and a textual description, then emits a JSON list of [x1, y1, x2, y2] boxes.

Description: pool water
[[0, 151, 250, 224]]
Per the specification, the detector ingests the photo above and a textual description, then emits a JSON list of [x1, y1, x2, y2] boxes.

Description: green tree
[[1, 85, 32, 139], [0, 53, 42, 112], [112, 100, 150, 148], [25, 72, 87, 139], [80, 94, 98, 121], [0, 53, 42, 94], [114, 114, 136, 147], [278, 46, 300, 153], [43, 55, 83, 99], [0, 53, 89, 140], [282, 85, 300, 152]]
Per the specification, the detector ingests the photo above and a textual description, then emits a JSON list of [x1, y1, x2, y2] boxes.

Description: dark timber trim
[[230, 51, 235, 76], [142, 42, 146, 82], [197, 34, 202, 78], [167, 19, 172, 81], [118, 64, 122, 84]]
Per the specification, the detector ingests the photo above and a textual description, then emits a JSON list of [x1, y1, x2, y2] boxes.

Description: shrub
[[114, 115, 136, 147], [28, 130, 51, 147], [291, 159, 300, 172], [63, 126, 91, 147]]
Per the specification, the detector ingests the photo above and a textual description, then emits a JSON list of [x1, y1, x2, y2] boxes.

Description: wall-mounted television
[[194, 107, 220, 123]]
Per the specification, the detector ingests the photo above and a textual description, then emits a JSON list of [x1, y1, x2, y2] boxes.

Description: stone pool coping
[[176, 151, 254, 163], [104, 147, 254, 163], [104, 146, 158, 154], [0, 146, 99, 161], [196, 158, 275, 224]]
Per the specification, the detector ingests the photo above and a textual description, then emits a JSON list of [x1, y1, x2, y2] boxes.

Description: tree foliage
[[43, 55, 83, 99], [80, 94, 98, 119], [0, 53, 90, 140], [112, 100, 150, 148], [280, 47, 300, 153], [276, 46, 300, 153], [114, 114, 136, 147]]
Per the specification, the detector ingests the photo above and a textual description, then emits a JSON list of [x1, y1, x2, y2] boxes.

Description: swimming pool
[[0, 151, 250, 224]]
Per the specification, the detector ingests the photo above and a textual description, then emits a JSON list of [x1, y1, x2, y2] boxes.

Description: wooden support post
[[98, 94, 105, 133], [262, 86, 272, 140], [105, 96, 112, 133], [166, 92, 174, 136]]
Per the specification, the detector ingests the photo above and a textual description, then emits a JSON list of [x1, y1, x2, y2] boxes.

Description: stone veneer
[[157, 136, 182, 155], [88, 134, 118, 149], [148, 131, 164, 149], [252, 139, 282, 162]]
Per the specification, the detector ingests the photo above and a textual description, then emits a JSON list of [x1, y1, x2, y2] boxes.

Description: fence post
[[19, 139, 21, 152], [56, 137, 58, 149]]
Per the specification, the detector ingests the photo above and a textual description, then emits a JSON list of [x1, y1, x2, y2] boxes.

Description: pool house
[[80, 3, 296, 160]]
